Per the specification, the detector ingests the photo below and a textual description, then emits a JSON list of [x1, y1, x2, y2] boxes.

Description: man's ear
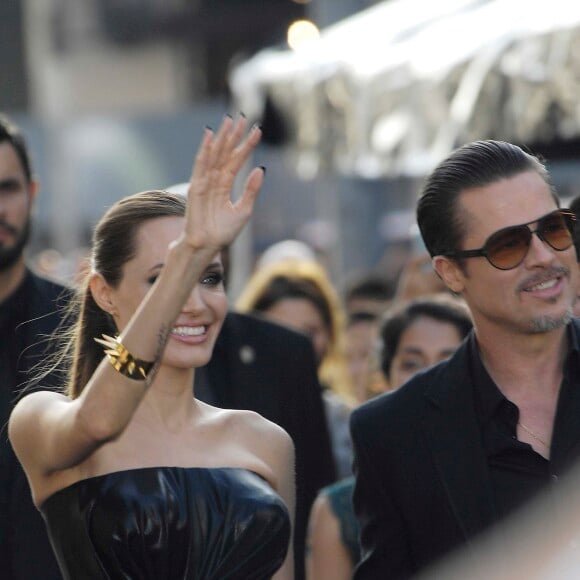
[[432, 256, 466, 294], [28, 179, 39, 202], [89, 272, 118, 318]]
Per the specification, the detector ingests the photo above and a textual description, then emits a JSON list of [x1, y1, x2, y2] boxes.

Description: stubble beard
[[0, 217, 31, 272], [528, 305, 573, 333]]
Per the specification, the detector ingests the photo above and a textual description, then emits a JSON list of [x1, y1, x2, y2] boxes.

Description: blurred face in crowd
[[263, 297, 330, 364], [0, 142, 37, 271], [388, 315, 464, 389], [346, 317, 380, 402], [346, 296, 390, 319]]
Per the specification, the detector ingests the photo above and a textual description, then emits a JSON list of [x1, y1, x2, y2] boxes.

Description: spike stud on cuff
[[94, 334, 155, 381]]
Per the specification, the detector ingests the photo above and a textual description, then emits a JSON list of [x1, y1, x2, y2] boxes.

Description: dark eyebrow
[[147, 260, 223, 274], [205, 261, 223, 271], [399, 347, 425, 356], [0, 177, 22, 189]]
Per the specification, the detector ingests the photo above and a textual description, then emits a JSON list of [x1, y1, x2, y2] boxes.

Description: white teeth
[[528, 279, 558, 291], [172, 326, 205, 336]]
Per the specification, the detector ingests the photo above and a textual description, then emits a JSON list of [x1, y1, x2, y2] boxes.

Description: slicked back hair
[[416, 140, 558, 259], [0, 114, 33, 182]]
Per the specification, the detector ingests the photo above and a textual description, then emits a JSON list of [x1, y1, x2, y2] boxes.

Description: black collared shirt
[[470, 324, 580, 523]]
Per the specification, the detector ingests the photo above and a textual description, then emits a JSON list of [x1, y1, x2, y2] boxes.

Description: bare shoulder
[[9, 390, 68, 431], [196, 402, 295, 490], [198, 400, 290, 444], [227, 407, 292, 448], [205, 405, 294, 471], [8, 390, 70, 464], [309, 492, 340, 539]]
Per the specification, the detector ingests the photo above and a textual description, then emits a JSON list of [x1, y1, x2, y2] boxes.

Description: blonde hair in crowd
[[236, 258, 356, 406]]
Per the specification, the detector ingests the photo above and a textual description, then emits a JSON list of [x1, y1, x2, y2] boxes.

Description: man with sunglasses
[[351, 140, 580, 579]]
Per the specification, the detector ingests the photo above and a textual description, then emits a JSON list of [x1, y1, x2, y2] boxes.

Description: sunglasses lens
[[541, 212, 574, 251], [486, 226, 530, 269], [485, 211, 575, 270]]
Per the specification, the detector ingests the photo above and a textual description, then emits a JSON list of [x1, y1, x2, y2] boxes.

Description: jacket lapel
[[196, 312, 273, 413], [421, 336, 496, 541], [550, 319, 580, 471]]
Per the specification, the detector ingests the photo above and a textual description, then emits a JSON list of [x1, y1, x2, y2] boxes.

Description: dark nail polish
[[259, 165, 266, 175]]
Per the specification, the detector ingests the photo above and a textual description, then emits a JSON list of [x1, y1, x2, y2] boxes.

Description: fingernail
[[239, 111, 246, 118], [224, 113, 232, 119], [252, 123, 262, 131], [205, 125, 213, 131], [259, 165, 266, 175]]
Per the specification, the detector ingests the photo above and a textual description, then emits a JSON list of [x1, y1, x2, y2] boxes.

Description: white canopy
[[230, 0, 580, 178]]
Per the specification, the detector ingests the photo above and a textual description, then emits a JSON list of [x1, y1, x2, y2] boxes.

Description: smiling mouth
[[171, 326, 206, 337], [525, 278, 559, 292], [519, 267, 570, 293]]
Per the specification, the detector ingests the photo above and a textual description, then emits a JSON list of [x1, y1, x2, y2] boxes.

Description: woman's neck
[[138, 365, 198, 430]]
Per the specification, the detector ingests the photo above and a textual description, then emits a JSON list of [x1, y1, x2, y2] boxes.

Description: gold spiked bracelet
[[94, 334, 155, 381]]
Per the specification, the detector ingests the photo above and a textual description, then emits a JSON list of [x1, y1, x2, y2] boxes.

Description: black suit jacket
[[1, 270, 73, 580], [195, 311, 337, 580], [350, 332, 502, 580]]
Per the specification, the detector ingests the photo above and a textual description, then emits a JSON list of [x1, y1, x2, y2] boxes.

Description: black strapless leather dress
[[40, 467, 291, 579]]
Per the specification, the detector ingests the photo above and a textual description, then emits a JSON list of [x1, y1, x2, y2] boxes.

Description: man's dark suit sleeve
[[351, 405, 414, 580]]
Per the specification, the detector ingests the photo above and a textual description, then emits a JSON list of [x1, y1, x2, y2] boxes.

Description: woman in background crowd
[[236, 258, 356, 479], [342, 273, 394, 402], [344, 311, 388, 404], [306, 293, 472, 580]]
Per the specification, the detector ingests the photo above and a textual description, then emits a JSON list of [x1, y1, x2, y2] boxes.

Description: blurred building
[[20, 0, 311, 117], [23, 1, 580, 292], [3, 0, 391, 293], [6, 0, 382, 116]]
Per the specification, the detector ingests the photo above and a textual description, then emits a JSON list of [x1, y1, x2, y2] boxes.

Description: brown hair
[[0, 114, 33, 182], [64, 190, 186, 398], [379, 294, 472, 379]]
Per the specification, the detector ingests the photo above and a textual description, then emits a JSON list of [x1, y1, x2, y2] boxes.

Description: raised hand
[[183, 115, 264, 253]]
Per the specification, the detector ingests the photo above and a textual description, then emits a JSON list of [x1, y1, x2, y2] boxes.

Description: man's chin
[[0, 246, 24, 272], [0, 219, 31, 272], [528, 308, 573, 333]]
